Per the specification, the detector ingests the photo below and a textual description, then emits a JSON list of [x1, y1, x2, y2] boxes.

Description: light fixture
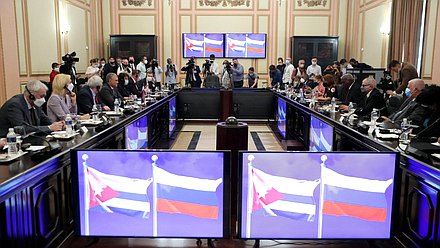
[[380, 26, 389, 35], [61, 23, 71, 35], [168, 0, 173, 6], [278, 0, 284, 6]]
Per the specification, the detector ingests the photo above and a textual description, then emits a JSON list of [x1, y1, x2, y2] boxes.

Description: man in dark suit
[[355, 77, 385, 116], [387, 60, 418, 95], [98, 73, 123, 110], [339, 74, 362, 105], [77, 75, 110, 114], [382, 79, 427, 127], [0, 80, 64, 136]]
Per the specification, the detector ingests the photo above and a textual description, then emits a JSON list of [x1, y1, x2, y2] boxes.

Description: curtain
[[389, 0, 425, 65]]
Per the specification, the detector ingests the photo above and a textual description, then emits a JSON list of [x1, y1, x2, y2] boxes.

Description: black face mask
[[129, 60, 134, 63], [110, 62, 115, 65]]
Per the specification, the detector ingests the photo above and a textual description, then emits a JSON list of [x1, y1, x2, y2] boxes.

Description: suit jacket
[[341, 81, 362, 105], [389, 97, 427, 127], [47, 94, 77, 121], [0, 94, 52, 136], [356, 88, 385, 116], [395, 63, 418, 94], [77, 85, 95, 114], [98, 84, 122, 110]]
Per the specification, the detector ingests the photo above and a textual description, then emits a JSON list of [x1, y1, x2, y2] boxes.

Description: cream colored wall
[[431, 0, 440, 85], [422, 0, 438, 83]]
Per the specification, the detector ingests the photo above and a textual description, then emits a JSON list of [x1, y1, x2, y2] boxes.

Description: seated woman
[[47, 74, 90, 121], [312, 75, 326, 98], [117, 72, 131, 98], [317, 74, 338, 101]]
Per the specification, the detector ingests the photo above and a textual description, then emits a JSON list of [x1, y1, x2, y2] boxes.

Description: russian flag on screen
[[154, 166, 222, 219], [251, 167, 320, 221], [322, 167, 393, 222], [86, 167, 152, 218], [204, 36, 223, 53], [246, 35, 265, 54]]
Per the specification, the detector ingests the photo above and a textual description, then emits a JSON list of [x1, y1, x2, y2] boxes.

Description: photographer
[[221, 60, 232, 89], [150, 59, 163, 90], [202, 54, 220, 88], [165, 58, 177, 90], [181, 58, 202, 88], [60, 51, 79, 87]]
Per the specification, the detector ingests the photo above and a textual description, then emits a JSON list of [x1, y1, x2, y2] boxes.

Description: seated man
[[339, 74, 361, 105], [98, 73, 123, 110], [382, 79, 427, 127], [354, 77, 385, 116], [0, 80, 64, 136], [77, 76, 110, 114]]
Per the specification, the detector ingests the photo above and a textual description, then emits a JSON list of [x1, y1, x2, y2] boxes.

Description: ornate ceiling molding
[[199, 0, 251, 8], [121, 0, 153, 7], [297, 0, 328, 8]]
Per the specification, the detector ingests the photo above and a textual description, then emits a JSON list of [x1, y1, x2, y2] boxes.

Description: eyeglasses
[[361, 84, 370, 87]]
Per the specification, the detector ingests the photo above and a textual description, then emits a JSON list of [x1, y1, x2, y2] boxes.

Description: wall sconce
[[278, 0, 284, 6], [61, 23, 71, 35], [380, 26, 390, 35], [168, 0, 173, 6]]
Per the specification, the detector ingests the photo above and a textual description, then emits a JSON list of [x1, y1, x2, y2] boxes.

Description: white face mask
[[300, 78, 305, 83], [124, 80, 129, 85], [54, 67, 60, 72], [286, 60, 290, 65], [67, 83, 74, 92], [34, 97, 46, 107], [312, 61, 317, 65], [143, 60, 148, 64], [147, 76, 153, 81]]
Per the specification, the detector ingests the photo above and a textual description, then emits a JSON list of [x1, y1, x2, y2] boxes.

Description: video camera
[[379, 70, 396, 92], [62, 51, 79, 64]]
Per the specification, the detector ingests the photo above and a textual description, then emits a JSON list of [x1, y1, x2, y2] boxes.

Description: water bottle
[[348, 102, 353, 112], [331, 97, 336, 112], [7, 128, 18, 155], [92, 104, 99, 121], [310, 95, 316, 109], [114, 98, 121, 113], [65, 114, 74, 135]]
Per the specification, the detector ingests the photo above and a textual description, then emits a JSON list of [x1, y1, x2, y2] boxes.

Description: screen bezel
[[124, 115, 148, 150], [71, 149, 231, 239], [277, 98, 287, 139], [224, 33, 267, 59], [182, 33, 225, 58], [237, 151, 400, 240], [168, 97, 177, 138], [309, 114, 334, 152]]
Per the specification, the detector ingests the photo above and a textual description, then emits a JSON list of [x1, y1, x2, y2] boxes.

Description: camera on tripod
[[62, 51, 79, 64]]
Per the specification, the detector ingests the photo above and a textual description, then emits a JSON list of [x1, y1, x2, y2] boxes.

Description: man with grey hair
[[0, 80, 64, 136], [98, 73, 122, 110], [354, 77, 385, 116], [77, 75, 110, 114]]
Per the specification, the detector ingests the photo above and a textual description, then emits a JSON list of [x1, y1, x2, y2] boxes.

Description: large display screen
[[240, 152, 397, 239], [72, 150, 228, 238], [182, 33, 224, 58], [125, 115, 148, 149], [169, 97, 176, 137], [309, 115, 333, 152], [277, 98, 286, 139], [225, 33, 267, 58]]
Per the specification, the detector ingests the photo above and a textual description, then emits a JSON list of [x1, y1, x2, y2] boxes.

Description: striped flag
[[87, 166, 152, 218], [251, 167, 320, 221], [321, 166, 393, 222], [227, 37, 246, 52], [154, 166, 222, 219], [185, 37, 204, 52]]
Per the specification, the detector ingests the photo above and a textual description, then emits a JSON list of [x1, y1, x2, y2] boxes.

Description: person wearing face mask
[[283, 57, 295, 89], [47, 74, 90, 122], [276, 57, 286, 75], [306, 57, 322, 77], [50, 62, 60, 84], [293, 58, 307, 78], [117, 73, 131, 98], [85, 58, 101, 78], [77, 76, 110, 114], [246, 67, 259, 88], [117, 58, 133, 76], [136, 56, 149, 80], [103, 57, 118, 80], [381, 79, 427, 127], [0, 80, 64, 136], [128, 56, 136, 71], [165, 58, 177, 90]]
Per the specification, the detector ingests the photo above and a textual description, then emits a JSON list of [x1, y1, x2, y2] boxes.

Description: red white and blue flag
[[321, 166, 393, 222], [86, 166, 152, 218], [154, 166, 222, 219], [251, 167, 320, 221], [185, 37, 204, 52]]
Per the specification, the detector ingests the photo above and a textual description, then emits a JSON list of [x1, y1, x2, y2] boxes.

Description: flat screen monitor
[[225, 33, 267, 58], [182, 33, 224, 58], [277, 98, 286, 139], [125, 115, 148, 149], [169, 97, 177, 137], [240, 152, 398, 239], [309, 115, 333, 151], [72, 150, 229, 238]]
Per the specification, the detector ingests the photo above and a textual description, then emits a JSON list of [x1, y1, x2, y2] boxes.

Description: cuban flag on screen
[[310, 124, 320, 151], [321, 166, 393, 222], [86, 166, 152, 218], [251, 167, 320, 221], [227, 37, 246, 52], [185, 37, 204, 52], [154, 166, 222, 219]]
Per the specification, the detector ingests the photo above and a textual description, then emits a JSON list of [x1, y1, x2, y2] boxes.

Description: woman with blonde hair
[[47, 74, 89, 121]]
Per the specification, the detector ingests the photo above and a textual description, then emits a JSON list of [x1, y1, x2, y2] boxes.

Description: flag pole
[[151, 155, 158, 237], [246, 154, 255, 238], [82, 154, 90, 235], [317, 154, 328, 239]]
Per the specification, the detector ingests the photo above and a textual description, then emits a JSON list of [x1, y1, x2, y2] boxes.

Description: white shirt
[[283, 64, 295, 84], [136, 62, 147, 80], [306, 64, 322, 76], [154, 66, 163, 82], [165, 64, 177, 84]]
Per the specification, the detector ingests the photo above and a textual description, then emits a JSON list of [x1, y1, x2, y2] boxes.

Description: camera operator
[[380, 70, 396, 98], [181, 58, 202, 88], [202, 54, 220, 88], [149, 59, 163, 90], [221, 60, 233, 89], [60, 51, 79, 88], [165, 58, 177, 90]]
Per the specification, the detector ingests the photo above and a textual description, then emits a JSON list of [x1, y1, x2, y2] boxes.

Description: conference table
[[0, 88, 438, 248]]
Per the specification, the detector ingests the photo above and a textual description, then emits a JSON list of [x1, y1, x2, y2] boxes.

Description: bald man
[[354, 77, 385, 116], [382, 79, 427, 127]]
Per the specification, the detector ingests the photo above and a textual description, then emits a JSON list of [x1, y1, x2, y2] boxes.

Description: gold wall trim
[[0, 16, 6, 104], [423, 0, 437, 78]]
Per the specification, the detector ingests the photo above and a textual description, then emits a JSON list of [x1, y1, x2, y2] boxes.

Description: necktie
[[29, 108, 37, 126]]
